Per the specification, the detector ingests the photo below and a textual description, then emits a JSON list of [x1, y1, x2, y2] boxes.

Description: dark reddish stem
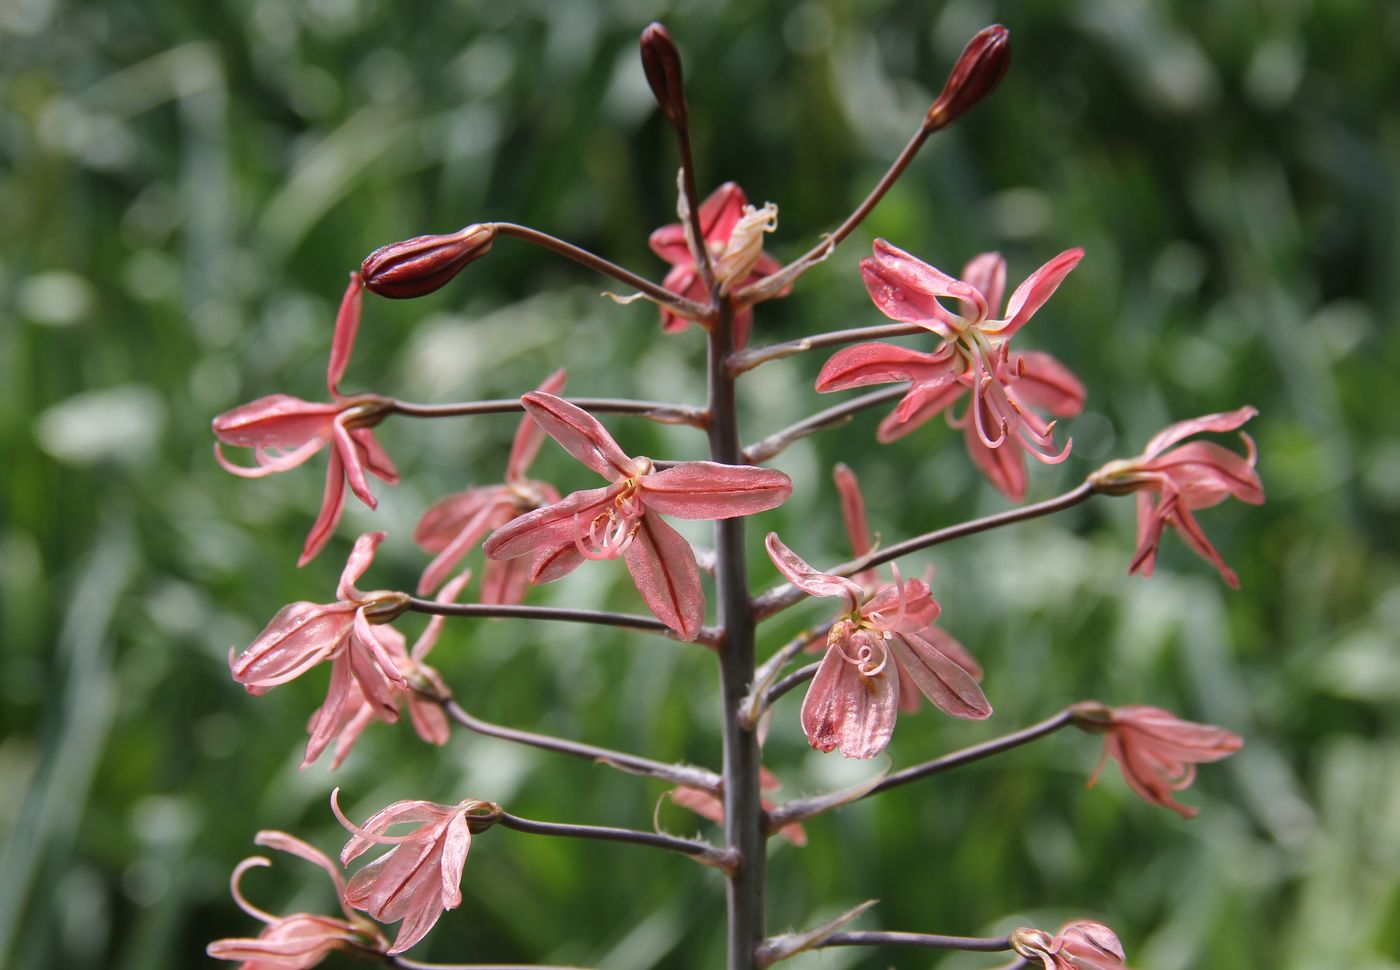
[[496, 811, 729, 863], [405, 597, 720, 647], [389, 396, 708, 428], [733, 126, 932, 304], [440, 699, 721, 791], [388, 958, 588, 970], [491, 222, 708, 319], [743, 386, 908, 463], [814, 931, 1012, 952], [727, 322, 926, 376], [752, 481, 1098, 619]]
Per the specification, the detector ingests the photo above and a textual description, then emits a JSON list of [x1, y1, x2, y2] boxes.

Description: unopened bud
[[640, 22, 688, 129], [925, 24, 1010, 132], [360, 224, 495, 299]]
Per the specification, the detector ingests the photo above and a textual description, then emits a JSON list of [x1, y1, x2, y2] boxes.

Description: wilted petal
[[522, 392, 640, 480], [625, 512, 704, 640], [640, 462, 791, 519], [715, 202, 777, 293], [801, 644, 899, 758]]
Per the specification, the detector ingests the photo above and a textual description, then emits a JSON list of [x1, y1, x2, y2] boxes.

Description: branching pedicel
[[209, 22, 1263, 970]]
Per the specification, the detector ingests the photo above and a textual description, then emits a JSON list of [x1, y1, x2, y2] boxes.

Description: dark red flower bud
[[360, 224, 495, 299], [640, 22, 688, 129], [924, 24, 1010, 132]]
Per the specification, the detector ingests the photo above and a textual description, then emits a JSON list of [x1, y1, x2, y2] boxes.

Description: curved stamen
[[837, 635, 890, 678], [229, 856, 278, 924], [331, 788, 434, 847]]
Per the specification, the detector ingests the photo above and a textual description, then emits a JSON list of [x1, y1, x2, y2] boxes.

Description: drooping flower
[[302, 571, 470, 770], [816, 242, 1085, 499], [765, 533, 991, 759], [649, 181, 786, 347], [483, 393, 792, 641], [1072, 701, 1243, 819], [230, 532, 409, 721], [208, 830, 385, 969], [827, 464, 984, 716], [413, 369, 565, 596], [1090, 406, 1263, 587], [1011, 921, 1126, 970], [333, 790, 500, 955], [213, 273, 398, 565]]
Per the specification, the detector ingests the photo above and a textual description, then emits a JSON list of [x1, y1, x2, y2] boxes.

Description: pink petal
[[764, 533, 864, 608], [697, 181, 749, 243], [889, 632, 992, 720], [800, 645, 899, 759], [482, 485, 619, 561], [299, 448, 348, 567], [480, 556, 531, 605], [997, 247, 1084, 338], [1149, 441, 1264, 507], [231, 601, 355, 690], [875, 381, 967, 443], [408, 696, 451, 747], [528, 539, 586, 584], [961, 252, 1006, 316], [625, 512, 705, 641], [833, 463, 873, 561], [436, 811, 471, 910], [1014, 351, 1086, 418], [252, 831, 349, 899], [334, 420, 377, 509], [414, 487, 505, 552], [916, 625, 982, 680], [860, 239, 972, 328], [338, 531, 386, 602], [639, 462, 792, 519], [521, 392, 639, 481], [964, 419, 1028, 501], [506, 368, 567, 481], [415, 501, 504, 595], [1141, 405, 1257, 460], [347, 613, 406, 720], [327, 271, 363, 397], [339, 798, 453, 864], [815, 342, 956, 393], [302, 654, 363, 769], [411, 570, 473, 662], [212, 395, 339, 449], [862, 578, 941, 632], [350, 428, 399, 483]]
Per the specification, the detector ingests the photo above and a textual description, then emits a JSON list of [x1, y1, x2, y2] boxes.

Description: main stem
[[708, 300, 763, 970]]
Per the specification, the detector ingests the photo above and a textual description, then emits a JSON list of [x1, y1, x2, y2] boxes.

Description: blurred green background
[[3, 1, 1398, 967]]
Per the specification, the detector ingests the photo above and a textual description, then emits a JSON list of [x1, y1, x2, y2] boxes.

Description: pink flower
[[483, 393, 792, 641], [333, 791, 498, 955], [828, 464, 985, 716], [1072, 701, 1243, 819], [230, 532, 409, 722], [670, 766, 808, 846], [648, 181, 786, 347], [302, 571, 470, 770], [213, 272, 398, 565], [1012, 921, 1126, 969], [413, 369, 565, 596], [208, 830, 385, 969], [816, 242, 1085, 499], [1091, 406, 1263, 587], [765, 533, 991, 759]]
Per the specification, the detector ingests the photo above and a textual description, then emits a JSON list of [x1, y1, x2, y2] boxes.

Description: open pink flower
[[213, 273, 398, 565], [302, 571, 470, 770], [817, 243, 1085, 499], [766, 533, 991, 759], [1073, 701, 1243, 818], [1090, 406, 1263, 587], [483, 393, 792, 641], [827, 464, 984, 716], [649, 181, 785, 347], [333, 791, 497, 955], [208, 830, 385, 969], [1012, 921, 1126, 969], [231, 532, 409, 722], [413, 369, 565, 596]]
